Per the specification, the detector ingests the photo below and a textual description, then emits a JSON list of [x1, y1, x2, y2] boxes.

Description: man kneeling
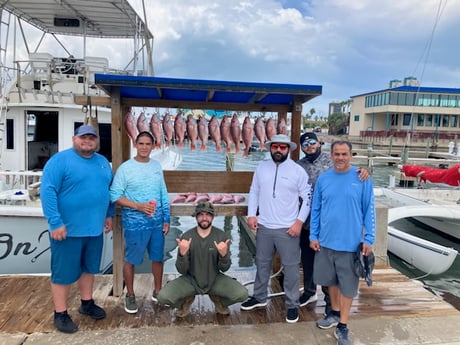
[[157, 202, 248, 317]]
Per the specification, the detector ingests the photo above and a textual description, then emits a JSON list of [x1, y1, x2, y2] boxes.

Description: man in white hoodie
[[240, 134, 311, 324]]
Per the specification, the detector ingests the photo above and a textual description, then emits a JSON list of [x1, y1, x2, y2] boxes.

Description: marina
[[0, 268, 458, 334], [0, 2, 459, 343]]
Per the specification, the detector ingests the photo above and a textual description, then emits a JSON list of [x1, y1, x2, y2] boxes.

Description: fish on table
[[170, 193, 246, 205]]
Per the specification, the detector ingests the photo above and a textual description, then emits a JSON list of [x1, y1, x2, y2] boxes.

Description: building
[[349, 82, 460, 147]]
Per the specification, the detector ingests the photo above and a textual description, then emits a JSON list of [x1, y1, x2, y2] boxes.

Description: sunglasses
[[302, 139, 318, 147], [271, 143, 289, 150]]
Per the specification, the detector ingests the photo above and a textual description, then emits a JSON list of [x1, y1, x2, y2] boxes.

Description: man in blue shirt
[[41, 125, 114, 333], [310, 140, 375, 345]]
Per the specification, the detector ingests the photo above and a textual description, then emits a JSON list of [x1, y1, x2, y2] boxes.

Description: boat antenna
[[402, 0, 448, 162]]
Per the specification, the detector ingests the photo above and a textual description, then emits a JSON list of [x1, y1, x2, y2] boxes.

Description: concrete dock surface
[[2, 314, 460, 345]]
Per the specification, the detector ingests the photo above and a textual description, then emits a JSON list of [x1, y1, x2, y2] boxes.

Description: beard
[[270, 151, 288, 163], [198, 219, 212, 229]]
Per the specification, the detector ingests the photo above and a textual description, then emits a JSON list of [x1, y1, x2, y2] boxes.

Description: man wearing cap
[[241, 134, 311, 324], [41, 124, 114, 333], [310, 140, 375, 345], [157, 202, 248, 318], [297, 132, 369, 313]]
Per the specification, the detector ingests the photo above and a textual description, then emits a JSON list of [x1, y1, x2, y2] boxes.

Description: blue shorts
[[50, 234, 103, 285], [313, 246, 359, 298], [124, 228, 164, 265]]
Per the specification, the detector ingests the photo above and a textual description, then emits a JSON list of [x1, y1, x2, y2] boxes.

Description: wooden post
[[110, 88, 126, 297], [290, 101, 302, 161], [375, 204, 389, 266]]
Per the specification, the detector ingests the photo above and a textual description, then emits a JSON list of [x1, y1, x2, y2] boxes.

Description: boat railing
[[0, 170, 42, 202]]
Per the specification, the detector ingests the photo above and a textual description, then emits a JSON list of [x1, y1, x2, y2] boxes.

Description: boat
[[401, 164, 460, 187], [0, 0, 179, 275], [375, 187, 459, 274], [387, 225, 458, 275]]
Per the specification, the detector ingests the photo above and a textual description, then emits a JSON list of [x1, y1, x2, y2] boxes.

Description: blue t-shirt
[[310, 166, 376, 251], [41, 148, 114, 236]]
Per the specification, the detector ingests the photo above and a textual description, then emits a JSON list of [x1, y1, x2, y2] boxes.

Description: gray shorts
[[313, 247, 359, 298]]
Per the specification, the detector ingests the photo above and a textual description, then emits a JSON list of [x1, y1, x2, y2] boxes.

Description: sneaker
[[124, 294, 138, 314], [316, 312, 340, 329], [209, 295, 230, 315], [151, 291, 158, 303], [176, 295, 195, 318], [54, 311, 78, 334], [78, 299, 106, 320], [299, 293, 318, 307], [240, 296, 267, 311], [335, 326, 351, 345], [286, 308, 299, 323]]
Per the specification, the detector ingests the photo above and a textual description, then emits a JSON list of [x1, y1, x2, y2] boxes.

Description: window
[[6, 119, 14, 149], [403, 114, 412, 126], [425, 114, 433, 126], [442, 115, 449, 127], [354, 115, 360, 121], [450, 115, 458, 127], [391, 114, 398, 126], [416, 114, 424, 126]]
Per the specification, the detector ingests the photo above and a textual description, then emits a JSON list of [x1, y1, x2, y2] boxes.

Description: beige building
[[349, 84, 460, 148]]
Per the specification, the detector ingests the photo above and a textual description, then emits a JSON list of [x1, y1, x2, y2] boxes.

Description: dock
[[1, 269, 460, 344]]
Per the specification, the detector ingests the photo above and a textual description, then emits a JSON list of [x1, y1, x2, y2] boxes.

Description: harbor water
[[137, 142, 459, 309]]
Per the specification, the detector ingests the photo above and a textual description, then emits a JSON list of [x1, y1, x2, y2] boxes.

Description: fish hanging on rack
[[208, 115, 222, 152], [254, 117, 267, 150], [197, 115, 209, 151], [265, 117, 276, 141], [186, 114, 198, 150], [220, 115, 233, 153], [242, 116, 253, 157], [230, 113, 241, 154], [136, 112, 149, 133], [162, 112, 174, 147], [174, 113, 186, 148], [123, 110, 138, 146], [149, 113, 163, 149], [277, 118, 287, 135]]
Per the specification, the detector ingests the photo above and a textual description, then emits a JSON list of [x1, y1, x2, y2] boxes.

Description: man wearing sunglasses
[[241, 134, 311, 324], [297, 132, 369, 316]]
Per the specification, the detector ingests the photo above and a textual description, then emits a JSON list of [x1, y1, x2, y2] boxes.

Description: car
[[313, 126, 322, 133]]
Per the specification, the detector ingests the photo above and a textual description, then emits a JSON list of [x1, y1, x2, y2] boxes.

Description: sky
[[10, 0, 460, 118]]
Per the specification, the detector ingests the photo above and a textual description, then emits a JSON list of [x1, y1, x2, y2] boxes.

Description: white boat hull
[[0, 206, 113, 275], [387, 225, 458, 275], [376, 187, 460, 239]]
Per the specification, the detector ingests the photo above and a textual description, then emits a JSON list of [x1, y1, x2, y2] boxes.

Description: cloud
[[9, 0, 460, 116]]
